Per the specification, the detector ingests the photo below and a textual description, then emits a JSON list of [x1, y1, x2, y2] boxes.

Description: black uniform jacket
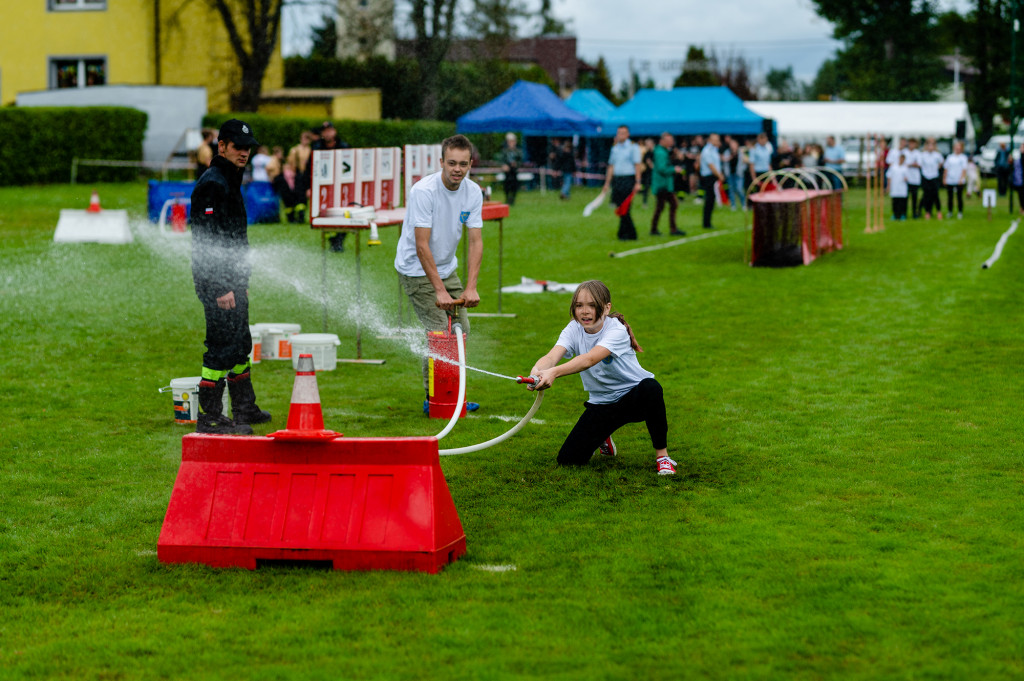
[[190, 155, 251, 303]]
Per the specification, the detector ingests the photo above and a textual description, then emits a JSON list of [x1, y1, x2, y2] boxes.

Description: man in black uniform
[[190, 119, 271, 434]]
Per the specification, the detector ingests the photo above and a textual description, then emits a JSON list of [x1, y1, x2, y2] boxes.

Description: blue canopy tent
[[456, 80, 601, 136], [606, 86, 766, 137], [565, 89, 617, 132]]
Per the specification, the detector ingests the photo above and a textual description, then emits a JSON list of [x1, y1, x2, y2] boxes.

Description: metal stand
[[466, 215, 516, 319], [319, 227, 386, 365]]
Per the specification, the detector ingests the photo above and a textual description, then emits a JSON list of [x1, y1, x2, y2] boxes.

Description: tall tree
[[207, 0, 285, 111], [807, 58, 845, 100], [810, 0, 945, 101], [765, 66, 797, 100], [578, 56, 618, 105], [407, 0, 460, 119], [537, 0, 567, 35], [673, 46, 718, 88], [717, 50, 757, 101], [935, 2, 1013, 143], [309, 12, 338, 59], [464, 0, 527, 58]]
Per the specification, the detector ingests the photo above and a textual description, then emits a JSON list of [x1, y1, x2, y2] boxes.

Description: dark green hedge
[[0, 107, 146, 185], [202, 113, 456, 154]]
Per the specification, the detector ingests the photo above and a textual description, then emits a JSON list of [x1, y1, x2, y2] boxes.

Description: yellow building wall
[[0, 0, 153, 105], [330, 91, 382, 121], [260, 100, 332, 119], [0, 0, 283, 110], [258, 91, 382, 120]]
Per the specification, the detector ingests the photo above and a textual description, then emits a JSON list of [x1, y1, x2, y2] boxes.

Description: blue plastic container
[[147, 180, 281, 224]]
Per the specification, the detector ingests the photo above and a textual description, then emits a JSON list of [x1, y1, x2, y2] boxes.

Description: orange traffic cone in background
[[87, 190, 101, 213], [268, 354, 342, 442]]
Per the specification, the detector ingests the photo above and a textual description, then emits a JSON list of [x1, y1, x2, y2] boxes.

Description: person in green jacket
[[650, 132, 685, 236]]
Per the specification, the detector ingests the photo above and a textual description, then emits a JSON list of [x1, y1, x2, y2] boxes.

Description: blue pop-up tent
[[565, 89, 617, 130], [456, 80, 601, 136], [606, 86, 766, 137]]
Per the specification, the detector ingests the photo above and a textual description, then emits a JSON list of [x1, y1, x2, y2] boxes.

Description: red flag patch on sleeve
[[205, 207, 213, 214]]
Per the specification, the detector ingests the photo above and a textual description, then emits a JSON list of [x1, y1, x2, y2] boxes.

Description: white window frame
[[49, 56, 107, 89], [48, 0, 106, 11]]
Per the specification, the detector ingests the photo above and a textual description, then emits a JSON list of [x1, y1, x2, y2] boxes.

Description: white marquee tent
[[744, 101, 976, 145]]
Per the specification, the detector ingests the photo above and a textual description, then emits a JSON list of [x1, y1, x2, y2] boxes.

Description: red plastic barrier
[[157, 434, 466, 572]]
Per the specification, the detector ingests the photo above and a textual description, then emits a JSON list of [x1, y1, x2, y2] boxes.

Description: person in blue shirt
[[602, 125, 643, 240], [528, 280, 676, 475], [699, 133, 724, 229], [823, 136, 845, 189], [749, 133, 774, 180]]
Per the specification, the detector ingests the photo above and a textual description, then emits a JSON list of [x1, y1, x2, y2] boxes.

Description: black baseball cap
[[219, 119, 259, 147]]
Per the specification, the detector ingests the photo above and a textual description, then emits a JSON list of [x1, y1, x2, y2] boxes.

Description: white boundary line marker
[[610, 227, 745, 258], [490, 415, 546, 424], [982, 219, 1019, 269], [473, 564, 518, 572]]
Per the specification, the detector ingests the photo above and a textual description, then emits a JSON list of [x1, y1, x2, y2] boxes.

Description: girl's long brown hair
[[570, 280, 643, 352]]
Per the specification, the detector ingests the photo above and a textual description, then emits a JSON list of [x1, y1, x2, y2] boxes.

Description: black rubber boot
[[227, 371, 272, 425], [196, 377, 253, 435]]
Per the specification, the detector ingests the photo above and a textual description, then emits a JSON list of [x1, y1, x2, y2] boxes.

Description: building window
[[49, 0, 106, 10], [50, 58, 106, 89]]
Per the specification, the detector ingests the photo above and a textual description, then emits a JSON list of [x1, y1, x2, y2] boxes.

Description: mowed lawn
[[1, 179, 1023, 680]]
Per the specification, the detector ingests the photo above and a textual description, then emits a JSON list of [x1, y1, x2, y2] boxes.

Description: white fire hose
[[434, 321, 545, 455]]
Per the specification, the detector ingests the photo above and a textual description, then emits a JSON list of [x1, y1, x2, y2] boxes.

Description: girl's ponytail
[[608, 311, 643, 353]]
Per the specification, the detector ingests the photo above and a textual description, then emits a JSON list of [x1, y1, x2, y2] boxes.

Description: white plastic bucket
[[290, 333, 341, 371], [249, 326, 262, 364], [159, 377, 230, 425], [254, 323, 301, 360]]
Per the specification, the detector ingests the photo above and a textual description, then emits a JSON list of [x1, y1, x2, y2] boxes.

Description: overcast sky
[[281, 0, 972, 91]]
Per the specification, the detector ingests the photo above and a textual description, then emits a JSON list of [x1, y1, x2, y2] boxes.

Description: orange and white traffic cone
[[87, 190, 101, 213], [268, 354, 342, 442]]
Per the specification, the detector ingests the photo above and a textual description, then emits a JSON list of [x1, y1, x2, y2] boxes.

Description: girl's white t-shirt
[[918, 150, 944, 179], [556, 316, 654, 404], [943, 153, 969, 185], [394, 172, 483, 279], [904, 148, 922, 184], [886, 164, 909, 198]]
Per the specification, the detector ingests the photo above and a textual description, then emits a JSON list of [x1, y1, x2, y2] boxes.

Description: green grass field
[[2, 179, 1023, 680]]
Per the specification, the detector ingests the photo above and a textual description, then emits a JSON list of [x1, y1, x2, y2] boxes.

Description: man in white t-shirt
[[395, 134, 484, 409]]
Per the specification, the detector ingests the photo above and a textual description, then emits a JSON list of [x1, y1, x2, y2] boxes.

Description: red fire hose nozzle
[[516, 375, 538, 385]]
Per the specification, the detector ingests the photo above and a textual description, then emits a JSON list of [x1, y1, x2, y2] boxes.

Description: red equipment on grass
[[426, 300, 467, 420], [157, 354, 466, 573]]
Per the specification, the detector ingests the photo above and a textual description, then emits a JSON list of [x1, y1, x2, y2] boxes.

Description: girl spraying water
[[527, 280, 676, 475]]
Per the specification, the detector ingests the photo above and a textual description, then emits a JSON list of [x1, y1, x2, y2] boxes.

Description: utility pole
[[1012, 0, 1020, 214]]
